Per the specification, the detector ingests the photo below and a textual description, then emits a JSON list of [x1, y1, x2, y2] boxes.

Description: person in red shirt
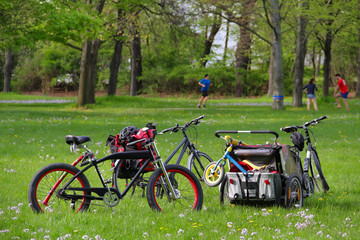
[[334, 73, 349, 110]]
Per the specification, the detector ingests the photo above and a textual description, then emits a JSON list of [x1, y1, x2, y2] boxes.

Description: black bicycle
[[159, 115, 213, 181], [281, 116, 330, 195], [28, 126, 203, 213]]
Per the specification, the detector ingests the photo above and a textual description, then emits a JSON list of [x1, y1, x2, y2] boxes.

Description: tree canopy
[[2, 0, 360, 106]]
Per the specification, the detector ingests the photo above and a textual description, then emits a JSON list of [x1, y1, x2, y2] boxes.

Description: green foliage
[[12, 43, 81, 92]]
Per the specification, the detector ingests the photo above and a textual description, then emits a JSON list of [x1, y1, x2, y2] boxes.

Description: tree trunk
[[3, 48, 13, 92], [77, 0, 105, 106], [322, 29, 332, 96], [130, 18, 142, 96], [78, 39, 101, 106], [108, 8, 124, 96], [311, 46, 316, 78], [223, 19, 230, 62], [292, 3, 308, 108], [317, 50, 321, 76], [268, 46, 273, 96], [201, 16, 221, 67], [235, 0, 255, 97], [357, 26, 360, 98], [270, 0, 284, 110]]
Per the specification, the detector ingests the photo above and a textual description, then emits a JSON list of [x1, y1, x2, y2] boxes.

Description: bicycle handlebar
[[159, 115, 205, 134], [280, 116, 327, 133], [215, 130, 279, 139]]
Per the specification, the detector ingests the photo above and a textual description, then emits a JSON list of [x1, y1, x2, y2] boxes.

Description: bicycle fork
[[150, 142, 180, 200]]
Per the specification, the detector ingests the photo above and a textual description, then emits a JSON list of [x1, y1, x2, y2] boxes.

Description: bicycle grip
[[317, 116, 327, 121]]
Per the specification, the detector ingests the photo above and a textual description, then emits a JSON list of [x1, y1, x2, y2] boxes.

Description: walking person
[[303, 78, 318, 111], [334, 73, 349, 111], [197, 74, 211, 108]]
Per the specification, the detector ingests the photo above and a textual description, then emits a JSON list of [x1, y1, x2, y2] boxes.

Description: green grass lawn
[[0, 93, 359, 239]]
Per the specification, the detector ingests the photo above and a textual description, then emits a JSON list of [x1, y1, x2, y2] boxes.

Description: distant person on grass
[[197, 74, 212, 109], [334, 73, 349, 111], [303, 78, 318, 111]]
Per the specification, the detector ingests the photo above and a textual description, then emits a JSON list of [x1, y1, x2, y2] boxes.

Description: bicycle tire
[[28, 163, 91, 213], [187, 151, 213, 181], [284, 174, 303, 208], [310, 149, 330, 192], [146, 164, 203, 212], [203, 162, 225, 187], [219, 175, 229, 205]]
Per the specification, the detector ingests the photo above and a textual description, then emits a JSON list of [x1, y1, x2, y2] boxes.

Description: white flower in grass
[[23, 229, 30, 232], [241, 228, 248, 235], [327, 234, 332, 238], [12, 217, 17, 220], [95, 235, 103, 240], [251, 232, 257, 236], [179, 213, 185, 218], [275, 229, 281, 234], [82, 235, 89, 239], [199, 232, 204, 237], [317, 231, 323, 236], [342, 233, 347, 237], [165, 233, 171, 238], [44, 235, 51, 239], [142, 232, 149, 238]]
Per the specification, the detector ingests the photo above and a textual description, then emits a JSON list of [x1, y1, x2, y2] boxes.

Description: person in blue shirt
[[197, 74, 211, 108], [303, 78, 318, 111]]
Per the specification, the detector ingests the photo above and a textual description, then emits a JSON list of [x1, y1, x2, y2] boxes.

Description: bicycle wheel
[[219, 175, 230, 205], [203, 162, 225, 187], [284, 174, 303, 208], [28, 163, 91, 213], [310, 150, 330, 192], [146, 164, 203, 212], [187, 151, 213, 181]]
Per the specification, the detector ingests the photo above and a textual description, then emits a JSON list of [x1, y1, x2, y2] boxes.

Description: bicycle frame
[[45, 140, 180, 207], [163, 130, 198, 165], [213, 144, 248, 174], [158, 115, 207, 170]]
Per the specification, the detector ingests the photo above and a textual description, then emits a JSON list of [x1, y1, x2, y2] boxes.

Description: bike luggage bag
[[225, 172, 281, 202]]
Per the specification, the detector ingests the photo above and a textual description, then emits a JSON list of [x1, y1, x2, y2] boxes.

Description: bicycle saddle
[[65, 135, 91, 145]]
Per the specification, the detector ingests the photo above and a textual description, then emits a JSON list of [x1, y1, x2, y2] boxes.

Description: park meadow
[[0, 93, 359, 239]]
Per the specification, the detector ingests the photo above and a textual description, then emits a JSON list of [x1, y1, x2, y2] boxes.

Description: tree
[[108, 8, 126, 96], [3, 48, 13, 92], [1, 0, 46, 92], [201, 14, 222, 67], [77, 0, 106, 106], [357, 0, 360, 98], [267, 0, 284, 110], [234, 0, 256, 97], [312, 0, 348, 96], [292, 1, 309, 108], [129, 11, 142, 96]]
